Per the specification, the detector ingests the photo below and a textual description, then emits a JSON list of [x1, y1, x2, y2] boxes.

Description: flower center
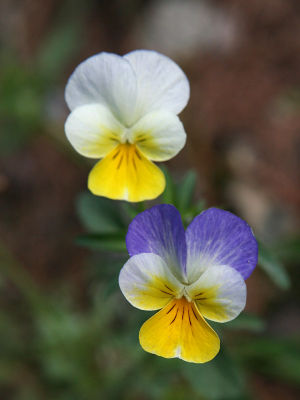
[[175, 287, 193, 302], [120, 128, 132, 144]]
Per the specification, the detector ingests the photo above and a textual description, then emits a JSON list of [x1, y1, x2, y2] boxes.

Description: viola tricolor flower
[[119, 205, 258, 363], [64, 50, 189, 202]]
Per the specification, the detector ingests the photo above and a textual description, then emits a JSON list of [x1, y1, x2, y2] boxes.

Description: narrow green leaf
[[235, 337, 300, 386], [258, 242, 291, 290], [176, 170, 197, 213], [75, 233, 127, 252], [121, 202, 140, 220], [76, 192, 125, 233], [183, 348, 247, 399], [37, 18, 83, 80], [160, 165, 175, 204], [272, 235, 300, 264], [225, 313, 266, 333]]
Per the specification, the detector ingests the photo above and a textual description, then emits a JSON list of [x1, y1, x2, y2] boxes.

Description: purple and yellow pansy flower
[[64, 50, 189, 202], [119, 205, 258, 363]]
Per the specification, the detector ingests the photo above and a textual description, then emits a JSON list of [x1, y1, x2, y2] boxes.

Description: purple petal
[[186, 208, 258, 280], [126, 204, 187, 279]]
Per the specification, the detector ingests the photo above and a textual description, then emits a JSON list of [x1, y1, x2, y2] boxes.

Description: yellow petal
[[88, 143, 165, 202], [139, 298, 220, 363]]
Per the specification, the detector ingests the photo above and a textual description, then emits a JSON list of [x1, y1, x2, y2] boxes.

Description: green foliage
[[258, 241, 291, 290], [76, 192, 127, 234], [176, 170, 197, 213], [0, 0, 297, 396], [0, 54, 44, 154], [235, 337, 300, 386], [0, 165, 297, 399], [272, 235, 300, 264], [37, 21, 83, 81], [0, 1, 83, 156], [183, 349, 247, 400], [76, 232, 127, 252], [225, 313, 266, 333]]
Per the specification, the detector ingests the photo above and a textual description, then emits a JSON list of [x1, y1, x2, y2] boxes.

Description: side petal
[[65, 104, 124, 158], [186, 265, 246, 322], [139, 298, 220, 363], [88, 144, 165, 202], [126, 205, 187, 281], [119, 253, 184, 311], [130, 110, 186, 161], [124, 50, 190, 120], [186, 208, 258, 282], [65, 52, 137, 126]]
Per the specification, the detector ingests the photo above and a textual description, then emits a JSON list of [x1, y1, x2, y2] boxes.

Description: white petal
[[65, 103, 124, 158], [65, 52, 137, 126], [186, 265, 246, 322], [119, 253, 184, 311], [125, 50, 190, 120], [130, 110, 186, 161]]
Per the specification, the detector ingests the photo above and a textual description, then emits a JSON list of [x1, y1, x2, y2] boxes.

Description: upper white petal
[[65, 103, 124, 158], [130, 110, 186, 161], [65, 52, 137, 126], [124, 50, 190, 120]]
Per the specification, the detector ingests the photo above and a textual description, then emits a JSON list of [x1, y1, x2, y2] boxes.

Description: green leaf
[[176, 170, 197, 213], [160, 165, 176, 204], [272, 235, 300, 264], [183, 348, 247, 399], [37, 22, 82, 80], [75, 233, 127, 252], [76, 192, 125, 233], [121, 201, 146, 221], [235, 337, 300, 386], [225, 313, 266, 333], [258, 242, 291, 290], [120, 202, 140, 220]]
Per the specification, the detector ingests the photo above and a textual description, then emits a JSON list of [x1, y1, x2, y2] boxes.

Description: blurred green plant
[[76, 168, 292, 293], [0, 1, 85, 156], [258, 241, 290, 290], [0, 168, 298, 400]]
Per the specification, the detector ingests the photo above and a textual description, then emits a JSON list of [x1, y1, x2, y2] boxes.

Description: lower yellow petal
[[88, 143, 165, 202], [139, 297, 220, 363]]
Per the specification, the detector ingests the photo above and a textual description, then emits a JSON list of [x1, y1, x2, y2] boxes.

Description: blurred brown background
[[0, 1, 299, 399]]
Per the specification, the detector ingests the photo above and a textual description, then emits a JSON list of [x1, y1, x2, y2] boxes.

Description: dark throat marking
[[116, 154, 124, 169], [170, 308, 179, 325], [159, 289, 172, 295], [191, 306, 199, 320], [132, 156, 137, 170], [134, 148, 142, 160], [164, 284, 173, 292], [112, 148, 121, 159], [166, 304, 176, 314]]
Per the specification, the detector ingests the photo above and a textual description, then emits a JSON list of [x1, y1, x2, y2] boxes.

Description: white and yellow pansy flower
[[119, 205, 258, 363], [64, 50, 189, 202]]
